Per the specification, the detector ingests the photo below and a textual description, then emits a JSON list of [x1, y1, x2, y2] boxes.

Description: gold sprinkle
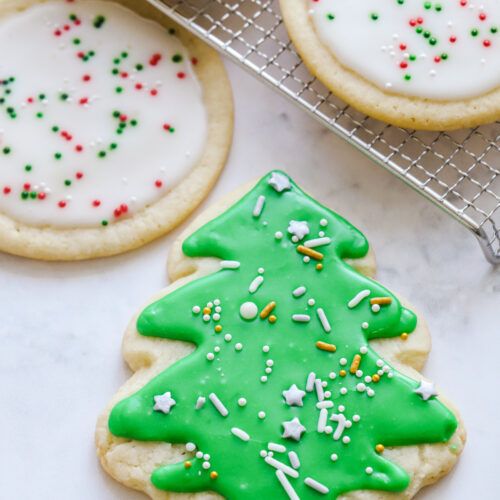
[[370, 297, 392, 306], [401, 332, 409, 341], [184, 461, 192, 469], [203, 307, 211, 315], [316, 341, 337, 352], [372, 374, 380, 383], [297, 245, 323, 261], [210, 471, 218, 480], [349, 354, 361, 374], [375, 444, 385, 454], [214, 325, 222, 333], [268, 315, 277, 323], [260, 301, 276, 319], [339, 369, 347, 377], [316, 263, 323, 271]]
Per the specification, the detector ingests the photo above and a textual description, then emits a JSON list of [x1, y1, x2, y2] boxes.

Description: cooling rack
[[146, 0, 500, 264]]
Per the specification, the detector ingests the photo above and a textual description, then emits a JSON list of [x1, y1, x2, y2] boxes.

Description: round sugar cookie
[[0, 0, 233, 260], [280, 0, 500, 130]]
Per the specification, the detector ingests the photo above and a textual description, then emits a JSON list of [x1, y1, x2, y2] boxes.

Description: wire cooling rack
[[146, 0, 500, 264]]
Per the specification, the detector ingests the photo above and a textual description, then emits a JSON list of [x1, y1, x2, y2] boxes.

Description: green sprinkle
[[135, 63, 144, 71], [3, 147, 11, 154], [404, 74, 412, 81], [113, 110, 121, 118], [21, 191, 29, 200], [172, 53, 183, 63], [471, 28, 479, 37], [54, 152, 62, 160], [36, 112, 44, 119], [326, 13, 335, 21], [130, 119, 138, 127], [109, 143, 117, 150], [98, 150, 107, 158], [29, 191, 37, 199], [73, 38, 81, 45], [52, 125, 60, 133], [93, 15, 106, 28], [101, 220, 109, 226], [24, 164, 32, 172], [115, 86, 124, 94], [64, 179, 72, 186], [370, 12, 379, 21]]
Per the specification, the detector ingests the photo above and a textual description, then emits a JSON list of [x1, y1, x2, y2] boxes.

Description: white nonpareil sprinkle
[[316, 308, 332, 333], [342, 436, 351, 444], [249, 275, 264, 293], [202, 461, 210, 470], [288, 451, 300, 469], [275, 231, 283, 239], [304, 237, 331, 248], [330, 453, 338, 462], [366, 467, 373, 475], [348, 289, 371, 308], [220, 260, 241, 269], [306, 372, 316, 392], [231, 427, 250, 442], [292, 314, 311, 323], [315, 378, 324, 402], [320, 218, 328, 227], [362, 322, 369, 329], [258, 411, 266, 419], [305, 477, 329, 494], [206, 352, 215, 361], [186, 442, 196, 452], [275, 469, 300, 500], [253, 195, 266, 217], [268, 442, 287, 453], [292, 286, 307, 297], [263, 345, 270, 353], [264, 456, 299, 478], [209, 392, 228, 417], [238, 398, 247, 407], [224, 334, 232, 342], [195, 396, 206, 410], [192, 306, 201, 314], [235, 343, 243, 351]]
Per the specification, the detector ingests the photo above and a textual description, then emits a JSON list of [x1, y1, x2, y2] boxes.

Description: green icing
[[109, 171, 457, 499]]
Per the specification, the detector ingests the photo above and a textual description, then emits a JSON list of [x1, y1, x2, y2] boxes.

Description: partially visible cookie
[[280, 0, 500, 130], [96, 171, 465, 499], [0, 0, 233, 260]]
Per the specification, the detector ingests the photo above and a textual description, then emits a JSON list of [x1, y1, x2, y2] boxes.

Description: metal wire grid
[[147, 0, 500, 263]]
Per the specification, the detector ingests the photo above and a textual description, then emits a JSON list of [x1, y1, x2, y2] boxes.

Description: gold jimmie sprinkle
[[370, 297, 392, 305], [297, 245, 323, 261], [350, 354, 361, 374], [260, 301, 276, 319]]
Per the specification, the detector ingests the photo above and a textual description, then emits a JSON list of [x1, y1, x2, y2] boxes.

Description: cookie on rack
[[280, 0, 500, 130], [0, 0, 232, 260], [96, 170, 465, 499]]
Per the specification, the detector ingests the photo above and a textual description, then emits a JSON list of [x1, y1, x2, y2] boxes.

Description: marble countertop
[[1, 60, 499, 499]]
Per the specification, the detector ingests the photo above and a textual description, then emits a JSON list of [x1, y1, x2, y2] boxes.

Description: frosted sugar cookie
[[96, 171, 465, 499], [0, 0, 232, 260], [280, 0, 500, 130]]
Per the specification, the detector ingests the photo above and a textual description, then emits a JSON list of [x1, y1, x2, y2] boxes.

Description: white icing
[[0, 1, 207, 226], [310, 0, 500, 99]]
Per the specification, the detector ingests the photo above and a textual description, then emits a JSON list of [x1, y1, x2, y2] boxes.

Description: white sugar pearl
[[362, 322, 369, 329], [261, 376, 268, 382], [329, 372, 336, 380], [364, 376, 372, 383], [376, 359, 384, 367], [240, 302, 258, 320], [303, 256, 310, 263], [324, 391, 331, 398], [266, 360, 274, 367], [203, 314, 210, 322], [196, 451, 203, 459], [318, 231, 325, 237], [259, 450, 267, 457], [202, 461, 210, 470], [215, 306, 222, 313], [340, 358, 347, 366], [320, 218, 328, 227], [186, 442, 196, 452], [371, 304, 380, 313], [214, 346, 220, 353], [224, 334, 232, 342], [206, 353, 214, 361], [367, 389, 375, 397], [235, 343, 243, 351], [330, 453, 338, 461], [258, 411, 266, 419], [263, 345, 270, 353], [265, 367, 272, 374], [353, 415, 361, 422], [356, 370, 363, 378], [238, 398, 247, 407], [203, 454, 210, 460], [275, 231, 283, 239], [360, 346, 368, 354], [308, 298, 315, 306], [366, 467, 373, 475], [292, 235, 299, 243], [192, 306, 201, 314], [258, 267, 265, 274], [207, 302, 213, 308], [338, 405, 345, 412], [214, 299, 221, 306], [324, 426, 333, 434], [340, 387, 348, 395], [213, 313, 221, 321], [342, 436, 351, 444], [357, 383, 366, 392]]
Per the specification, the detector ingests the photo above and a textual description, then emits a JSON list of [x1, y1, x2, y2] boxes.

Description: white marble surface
[[1, 59, 499, 499]]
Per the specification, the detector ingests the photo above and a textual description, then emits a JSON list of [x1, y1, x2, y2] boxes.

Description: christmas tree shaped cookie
[[96, 171, 465, 499], [280, 0, 500, 129], [0, 0, 232, 260]]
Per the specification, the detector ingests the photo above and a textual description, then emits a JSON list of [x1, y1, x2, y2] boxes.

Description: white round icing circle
[[310, 0, 500, 100], [0, 0, 207, 227], [239, 301, 258, 320]]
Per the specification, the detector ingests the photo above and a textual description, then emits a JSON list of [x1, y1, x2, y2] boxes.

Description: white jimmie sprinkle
[[315, 378, 325, 401], [348, 290, 371, 308], [292, 314, 310, 323], [306, 372, 316, 392], [268, 442, 287, 453], [253, 195, 266, 217], [249, 275, 264, 293], [288, 451, 300, 469], [231, 427, 250, 442], [304, 237, 331, 248], [305, 477, 329, 494], [317, 408, 328, 433], [220, 260, 241, 269], [292, 286, 307, 297], [316, 308, 332, 333], [275, 469, 300, 500], [209, 392, 228, 417], [195, 396, 206, 410]]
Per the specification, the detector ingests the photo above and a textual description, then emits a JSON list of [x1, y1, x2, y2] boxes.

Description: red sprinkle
[[82, 74, 91, 82], [483, 40, 491, 47], [3, 186, 11, 195], [75, 145, 83, 152], [135, 83, 143, 90], [177, 71, 186, 79], [399, 61, 408, 69], [150, 89, 158, 96], [58, 200, 67, 208], [155, 180, 163, 188], [38, 192, 46, 200], [92, 200, 101, 207], [23, 183, 31, 191], [76, 172, 83, 180], [191, 57, 198, 65]]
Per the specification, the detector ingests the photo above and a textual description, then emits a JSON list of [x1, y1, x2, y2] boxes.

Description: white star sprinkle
[[414, 380, 438, 401], [153, 391, 176, 414], [282, 384, 306, 407], [288, 220, 310, 240], [268, 172, 291, 193], [282, 417, 306, 441]]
